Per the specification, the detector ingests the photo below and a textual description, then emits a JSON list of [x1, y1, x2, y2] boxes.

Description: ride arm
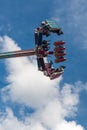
[[0, 49, 35, 59]]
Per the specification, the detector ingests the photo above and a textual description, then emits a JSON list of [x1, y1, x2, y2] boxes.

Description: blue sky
[[0, 0, 87, 130]]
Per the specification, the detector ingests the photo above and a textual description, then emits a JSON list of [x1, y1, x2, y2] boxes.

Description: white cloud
[[55, 120, 85, 130], [0, 36, 60, 109], [0, 108, 47, 130], [0, 36, 86, 130], [0, 107, 85, 130]]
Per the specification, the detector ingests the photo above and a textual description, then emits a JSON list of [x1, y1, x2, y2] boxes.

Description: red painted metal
[[54, 47, 65, 51], [54, 53, 66, 57], [55, 58, 66, 63], [54, 41, 65, 46]]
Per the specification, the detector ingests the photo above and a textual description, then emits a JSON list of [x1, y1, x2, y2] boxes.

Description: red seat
[[54, 53, 66, 57], [55, 58, 66, 63], [54, 41, 65, 46], [54, 47, 65, 51]]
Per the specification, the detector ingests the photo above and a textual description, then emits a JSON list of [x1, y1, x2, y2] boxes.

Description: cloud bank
[[0, 36, 86, 130]]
